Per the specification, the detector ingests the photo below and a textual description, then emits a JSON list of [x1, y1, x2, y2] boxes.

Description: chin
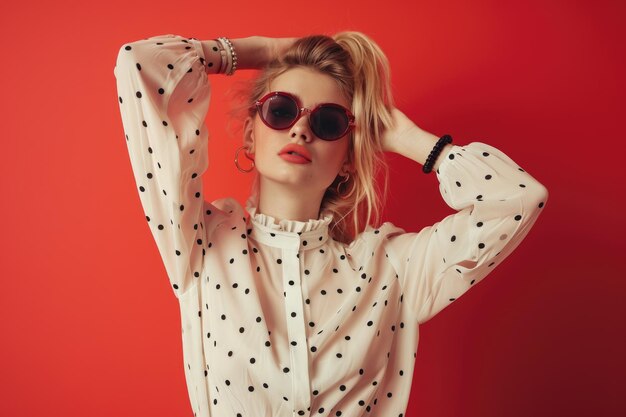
[[259, 172, 320, 190]]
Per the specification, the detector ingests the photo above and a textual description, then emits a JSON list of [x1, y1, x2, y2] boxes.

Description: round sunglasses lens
[[311, 106, 349, 140], [261, 95, 298, 129]]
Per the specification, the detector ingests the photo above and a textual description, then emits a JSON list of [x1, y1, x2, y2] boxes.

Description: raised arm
[[114, 33, 298, 298], [201, 36, 298, 71], [114, 34, 213, 298], [382, 114, 549, 324]]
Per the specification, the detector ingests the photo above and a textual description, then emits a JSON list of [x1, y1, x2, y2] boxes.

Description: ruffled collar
[[244, 195, 333, 250]]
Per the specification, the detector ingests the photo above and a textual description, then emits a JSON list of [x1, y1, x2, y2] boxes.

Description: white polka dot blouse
[[114, 33, 549, 417]]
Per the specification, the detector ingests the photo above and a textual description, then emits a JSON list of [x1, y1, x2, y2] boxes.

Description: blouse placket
[[248, 223, 330, 416]]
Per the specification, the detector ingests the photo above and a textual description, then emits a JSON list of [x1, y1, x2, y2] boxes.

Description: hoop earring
[[235, 145, 255, 173], [336, 172, 352, 199]]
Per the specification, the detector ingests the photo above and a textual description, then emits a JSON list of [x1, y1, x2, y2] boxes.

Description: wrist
[[268, 37, 299, 61], [395, 126, 441, 165], [231, 36, 266, 70]]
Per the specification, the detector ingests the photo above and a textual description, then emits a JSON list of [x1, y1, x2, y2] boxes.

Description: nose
[[289, 108, 314, 142]]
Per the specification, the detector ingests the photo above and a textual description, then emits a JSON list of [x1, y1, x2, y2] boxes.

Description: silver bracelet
[[217, 37, 238, 76]]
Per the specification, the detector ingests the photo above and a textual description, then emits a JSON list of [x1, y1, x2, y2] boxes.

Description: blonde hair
[[229, 31, 394, 244]]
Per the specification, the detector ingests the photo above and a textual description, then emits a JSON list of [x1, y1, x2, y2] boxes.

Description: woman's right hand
[[224, 36, 298, 70], [265, 37, 299, 63]]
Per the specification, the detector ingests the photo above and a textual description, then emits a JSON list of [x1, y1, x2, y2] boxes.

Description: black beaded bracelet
[[422, 134, 453, 174]]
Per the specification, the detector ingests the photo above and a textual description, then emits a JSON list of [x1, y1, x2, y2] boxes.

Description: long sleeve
[[383, 142, 549, 325], [114, 34, 211, 298]]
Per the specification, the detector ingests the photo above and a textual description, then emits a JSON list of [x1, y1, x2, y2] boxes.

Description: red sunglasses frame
[[251, 91, 356, 141]]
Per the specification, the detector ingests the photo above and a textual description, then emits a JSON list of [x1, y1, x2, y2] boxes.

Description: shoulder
[[203, 197, 247, 233], [346, 221, 406, 254]]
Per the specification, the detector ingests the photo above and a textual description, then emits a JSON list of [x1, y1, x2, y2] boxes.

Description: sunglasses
[[252, 91, 356, 141]]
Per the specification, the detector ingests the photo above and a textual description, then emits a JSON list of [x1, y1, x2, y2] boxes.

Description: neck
[[257, 178, 325, 223]]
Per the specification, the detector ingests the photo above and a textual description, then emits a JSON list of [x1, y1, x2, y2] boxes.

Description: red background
[[1, 0, 624, 416]]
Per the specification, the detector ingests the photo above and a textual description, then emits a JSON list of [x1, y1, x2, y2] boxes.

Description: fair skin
[[242, 67, 352, 223], [382, 108, 454, 172], [204, 36, 454, 223]]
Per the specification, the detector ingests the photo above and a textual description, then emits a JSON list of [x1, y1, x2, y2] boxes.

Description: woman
[[114, 32, 548, 417]]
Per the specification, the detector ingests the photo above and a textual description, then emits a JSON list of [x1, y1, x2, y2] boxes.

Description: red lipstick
[[278, 144, 312, 162]]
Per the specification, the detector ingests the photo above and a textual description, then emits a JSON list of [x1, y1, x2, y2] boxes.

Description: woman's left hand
[[380, 107, 421, 154]]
